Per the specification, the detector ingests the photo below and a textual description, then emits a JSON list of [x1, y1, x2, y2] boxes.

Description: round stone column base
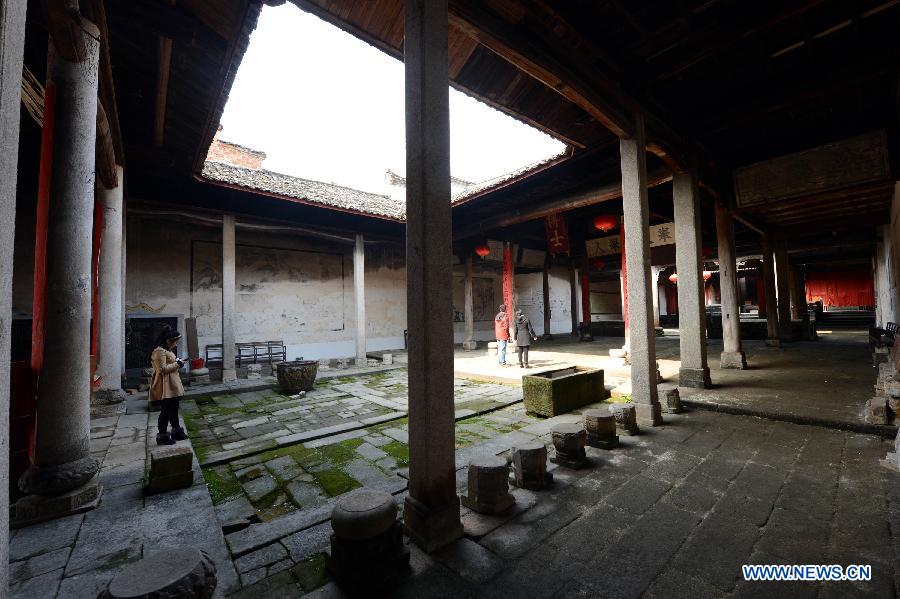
[[720, 351, 748, 370], [461, 456, 515, 514], [330, 489, 410, 590], [100, 549, 216, 598], [550, 423, 587, 469], [678, 367, 711, 389], [19, 455, 100, 496]]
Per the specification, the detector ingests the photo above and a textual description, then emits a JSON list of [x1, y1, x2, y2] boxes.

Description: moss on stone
[[319, 438, 364, 466], [381, 441, 409, 467], [202, 466, 242, 505], [313, 468, 361, 497], [291, 552, 330, 591]]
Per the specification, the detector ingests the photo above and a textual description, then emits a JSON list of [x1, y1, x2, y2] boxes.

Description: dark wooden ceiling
[[19, 0, 898, 260]]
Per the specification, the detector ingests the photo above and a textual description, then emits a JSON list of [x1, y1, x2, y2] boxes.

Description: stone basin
[[275, 360, 318, 394], [522, 366, 609, 417]]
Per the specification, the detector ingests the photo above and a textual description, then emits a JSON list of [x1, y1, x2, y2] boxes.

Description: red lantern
[[668, 273, 678, 284], [474, 244, 490, 259], [703, 270, 712, 281], [593, 258, 605, 270], [702, 246, 713, 257], [593, 214, 618, 233]]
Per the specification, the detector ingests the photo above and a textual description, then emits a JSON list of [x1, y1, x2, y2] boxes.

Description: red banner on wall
[[805, 269, 874, 307], [544, 213, 570, 255]]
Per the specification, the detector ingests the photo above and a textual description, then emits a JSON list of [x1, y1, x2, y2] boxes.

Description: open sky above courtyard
[[218, 3, 567, 194]]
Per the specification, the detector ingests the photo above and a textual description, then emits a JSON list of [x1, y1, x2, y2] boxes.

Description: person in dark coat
[[514, 309, 538, 368]]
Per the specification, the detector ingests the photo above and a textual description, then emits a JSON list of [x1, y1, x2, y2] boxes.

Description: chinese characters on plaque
[[585, 222, 676, 258]]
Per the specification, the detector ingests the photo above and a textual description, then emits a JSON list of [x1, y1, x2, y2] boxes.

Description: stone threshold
[[200, 393, 525, 469], [132, 363, 407, 404], [680, 398, 898, 438]]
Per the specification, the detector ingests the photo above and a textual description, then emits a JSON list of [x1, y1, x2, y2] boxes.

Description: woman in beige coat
[[150, 328, 187, 445]]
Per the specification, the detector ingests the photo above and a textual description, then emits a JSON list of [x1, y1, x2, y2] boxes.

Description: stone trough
[[522, 366, 609, 417]]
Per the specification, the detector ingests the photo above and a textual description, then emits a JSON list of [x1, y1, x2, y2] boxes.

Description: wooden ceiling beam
[[453, 166, 672, 240], [448, 0, 701, 171], [154, 1, 176, 148], [447, 0, 635, 139]]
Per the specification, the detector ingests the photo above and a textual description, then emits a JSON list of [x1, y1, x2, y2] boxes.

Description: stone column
[[775, 239, 792, 341], [94, 165, 127, 403], [403, 0, 463, 552], [541, 253, 552, 338], [221, 214, 236, 381], [568, 259, 578, 335], [19, 21, 103, 500], [762, 234, 780, 346], [875, 225, 896, 327], [790, 267, 804, 320], [1, 0, 27, 579], [619, 115, 661, 425], [673, 172, 711, 388], [650, 266, 661, 328], [354, 234, 367, 364], [462, 253, 476, 351], [715, 202, 746, 368]]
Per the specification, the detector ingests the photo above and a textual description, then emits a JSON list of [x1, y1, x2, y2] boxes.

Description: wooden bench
[[870, 322, 897, 351]]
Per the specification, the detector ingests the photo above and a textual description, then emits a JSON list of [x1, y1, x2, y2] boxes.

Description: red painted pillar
[[502, 242, 515, 339]]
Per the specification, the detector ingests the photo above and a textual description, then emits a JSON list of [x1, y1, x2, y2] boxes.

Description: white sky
[[219, 4, 567, 195]]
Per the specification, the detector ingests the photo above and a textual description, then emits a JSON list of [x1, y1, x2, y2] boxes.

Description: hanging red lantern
[[668, 273, 678, 284], [593, 258, 605, 270], [474, 244, 491, 259], [703, 270, 712, 281], [593, 214, 618, 233]]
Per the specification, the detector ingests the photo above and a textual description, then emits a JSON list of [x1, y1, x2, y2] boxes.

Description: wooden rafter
[[154, 1, 176, 147], [454, 166, 672, 240]]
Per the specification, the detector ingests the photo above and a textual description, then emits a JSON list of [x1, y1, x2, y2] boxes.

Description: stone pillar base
[[462, 340, 477, 351], [12, 476, 102, 528], [100, 549, 217, 599], [403, 494, 463, 553], [678, 367, 711, 389], [541, 333, 553, 341], [221, 368, 237, 382], [92, 388, 127, 404], [765, 338, 782, 348], [720, 351, 747, 369], [579, 333, 594, 342], [633, 402, 663, 427], [90, 402, 127, 418]]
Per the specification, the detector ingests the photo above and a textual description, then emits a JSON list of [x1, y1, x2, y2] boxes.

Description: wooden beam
[[448, 0, 635, 138], [454, 167, 672, 240], [95, 101, 118, 189], [154, 2, 175, 148]]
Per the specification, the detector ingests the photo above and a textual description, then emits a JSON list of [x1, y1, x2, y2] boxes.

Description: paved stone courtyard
[[184, 370, 522, 466], [8, 362, 900, 598]]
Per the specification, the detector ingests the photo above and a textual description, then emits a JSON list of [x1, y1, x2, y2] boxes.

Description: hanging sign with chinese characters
[[544, 213, 570, 255], [585, 222, 675, 257]]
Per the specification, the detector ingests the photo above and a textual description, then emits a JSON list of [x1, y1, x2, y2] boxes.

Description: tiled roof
[[201, 161, 405, 220]]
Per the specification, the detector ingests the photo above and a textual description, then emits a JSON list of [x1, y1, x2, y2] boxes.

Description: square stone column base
[[12, 476, 102, 529], [720, 351, 747, 369], [403, 494, 463, 553], [462, 340, 477, 351], [765, 338, 782, 348], [633, 402, 662, 427], [678, 367, 711, 389], [221, 368, 237, 382]]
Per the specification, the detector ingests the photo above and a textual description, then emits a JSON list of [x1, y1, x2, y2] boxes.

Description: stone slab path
[[185, 371, 522, 467], [223, 408, 900, 598], [8, 396, 238, 598]]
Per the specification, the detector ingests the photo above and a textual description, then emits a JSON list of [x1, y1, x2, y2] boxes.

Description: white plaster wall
[[590, 279, 623, 321], [125, 216, 408, 362]]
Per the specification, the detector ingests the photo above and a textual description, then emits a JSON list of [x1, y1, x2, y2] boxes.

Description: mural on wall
[[191, 241, 346, 346]]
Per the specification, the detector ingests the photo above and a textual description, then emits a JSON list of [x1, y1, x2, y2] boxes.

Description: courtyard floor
[[8, 331, 900, 598]]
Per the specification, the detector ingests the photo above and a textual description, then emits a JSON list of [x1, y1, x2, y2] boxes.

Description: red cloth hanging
[[805, 269, 874, 307]]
